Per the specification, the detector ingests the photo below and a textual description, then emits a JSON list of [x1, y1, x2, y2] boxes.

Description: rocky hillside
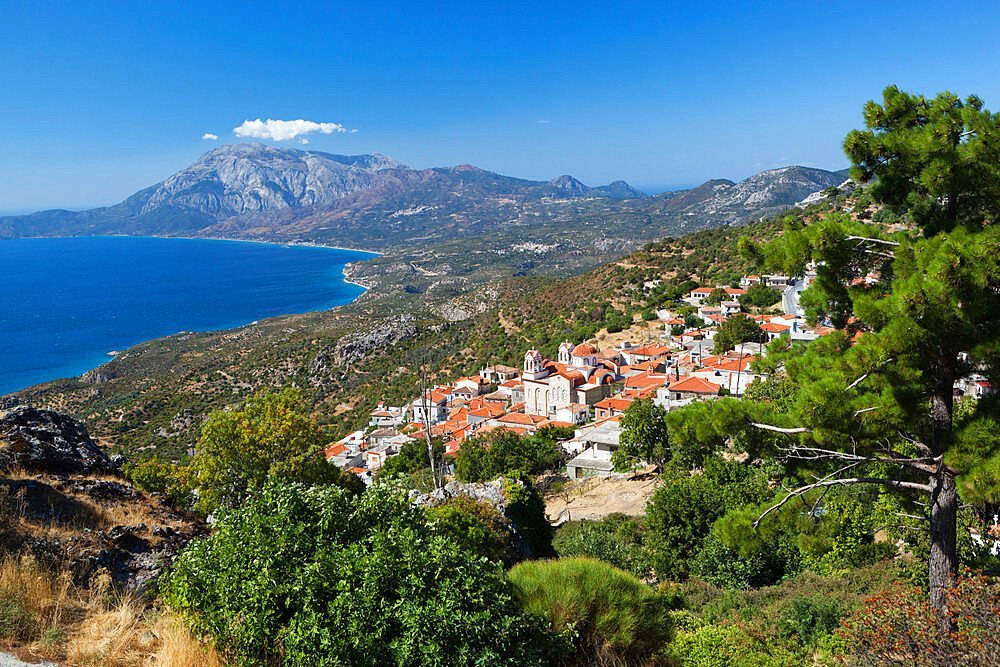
[[0, 405, 204, 590]]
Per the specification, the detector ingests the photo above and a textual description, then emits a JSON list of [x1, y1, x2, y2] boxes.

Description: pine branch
[[753, 477, 932, 528]]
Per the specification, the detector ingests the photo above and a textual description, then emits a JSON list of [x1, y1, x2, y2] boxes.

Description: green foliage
[[502, 478, 555, 558], [614, 398, 671, 470], [454, 428, 563, 483], [162, 482, 550, 666], [380, 436, 444, 483], [552, 514, 651, 579], [122, 459, 194, 508], [705, 288, 727, 306], [667, 624, 808, 667], [739, 284, 781, 309], [645, 458, 778, 583], [426, 495, 515, 565], [189, 389, 359, 514], [776, 595, 844, 649], [844, 85, 1000, 235], [711, 313, 764, 354], [508, 557, 674, 665]]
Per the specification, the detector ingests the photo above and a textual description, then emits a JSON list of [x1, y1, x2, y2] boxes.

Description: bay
[[0, 236, 376, 395]]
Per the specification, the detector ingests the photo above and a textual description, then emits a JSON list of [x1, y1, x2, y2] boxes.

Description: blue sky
[[2, 1, 1000, 210]]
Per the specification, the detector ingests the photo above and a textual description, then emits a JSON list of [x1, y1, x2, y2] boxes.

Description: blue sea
[[0, 236, 377, 395]]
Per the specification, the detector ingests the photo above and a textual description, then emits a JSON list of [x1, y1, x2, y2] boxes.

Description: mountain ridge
[[0, 144, 844, 251]]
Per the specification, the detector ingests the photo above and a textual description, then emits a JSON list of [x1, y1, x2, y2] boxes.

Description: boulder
[[0, 406, 119, 476]]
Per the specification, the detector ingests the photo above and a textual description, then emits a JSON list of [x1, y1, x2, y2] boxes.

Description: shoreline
[[1, 235, 384, 396], [3, 232, 384, 257]]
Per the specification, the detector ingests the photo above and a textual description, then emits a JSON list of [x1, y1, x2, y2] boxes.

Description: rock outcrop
[[0, 405, 205, 590], [0, 405, 119, 476], [333, 313, 417, 368]]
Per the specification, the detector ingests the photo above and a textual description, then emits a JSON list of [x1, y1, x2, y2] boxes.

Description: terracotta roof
[[667, 376, 722, 394], [496, 412, 537, 426], [346, 467, 366, 474], [573, 343, 598, 356], [761, 322, 791, 333], [595, 397, 634, 411], [325, 443, 348, 458]]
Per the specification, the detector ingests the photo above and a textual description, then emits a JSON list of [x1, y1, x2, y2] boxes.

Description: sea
[[0, 236, 377, 396]]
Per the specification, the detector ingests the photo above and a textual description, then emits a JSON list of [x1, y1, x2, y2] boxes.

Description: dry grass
[[0, 556, 225, 666], [148, 616, 225, 667]]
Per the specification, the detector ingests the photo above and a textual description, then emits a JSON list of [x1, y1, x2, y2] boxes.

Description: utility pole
[[419, 353, 440, 489]]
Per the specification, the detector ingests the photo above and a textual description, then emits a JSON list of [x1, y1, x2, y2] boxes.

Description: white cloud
[[536, 119, 550, 124], [202, 133, 219, 140], [232, 118, 356, 142], [299, 138, 309, 144]]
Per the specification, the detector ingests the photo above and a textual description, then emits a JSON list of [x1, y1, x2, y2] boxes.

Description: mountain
[[0, 145, 843, 252]]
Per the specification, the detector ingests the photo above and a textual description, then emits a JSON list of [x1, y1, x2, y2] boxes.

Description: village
[[327, 268, 994, 482]]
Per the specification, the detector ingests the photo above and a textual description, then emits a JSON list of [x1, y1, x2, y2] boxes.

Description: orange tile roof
[[761, 322, 791, 333], [667, 376, 722, 394], [496, 412, 537, 426], [325, 443, 348, 458]]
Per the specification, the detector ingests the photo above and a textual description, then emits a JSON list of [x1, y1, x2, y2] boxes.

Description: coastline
[[1, 235, 383, 396]]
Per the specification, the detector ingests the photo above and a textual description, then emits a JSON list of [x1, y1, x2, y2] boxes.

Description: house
[[368, 403, 406, 429], [685, 287, 716, 306], [555, 403, 590, 424], [740, 275, 762, 287], [654, 375, 722, 409], [367, 427, 401, 449], [720, 300, 742, 317], [565, 420, 623, 479], [480, 364, 520, 384], [761, 322, 791, 341], [410, 389, 449, 424], [594, 397, 633, 420]]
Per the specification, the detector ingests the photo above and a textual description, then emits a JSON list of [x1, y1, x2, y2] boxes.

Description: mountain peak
[[550, 175, 589, 194]]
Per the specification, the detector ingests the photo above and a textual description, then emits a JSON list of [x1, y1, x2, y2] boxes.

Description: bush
[[502, 478, 555, 558], [426, 495, 515, 565], [667, 624, 808, 667], [123, 460, 194, 508], [553, 514, 651, 579], [775, 595, 844, 648], [162, 482, 550, 666], [837, 573, 1000, 666], [189, 389, 361, 514], [508, 557, 674, 665]]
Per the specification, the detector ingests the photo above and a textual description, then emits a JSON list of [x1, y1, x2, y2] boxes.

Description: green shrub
[[189, 389, 362, 514], [508, 557, 674, 665], [553, 514, 651, 579], [162, 482, 550, 666], [502, 478, 555, 558], [455, 429, 562, 483], [776, 595, 844, 649], [426, 495, 515, 565], [667, 624, 808, 667]]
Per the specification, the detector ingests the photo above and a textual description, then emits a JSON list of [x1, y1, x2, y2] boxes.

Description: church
[[522, 342, 621, 417]]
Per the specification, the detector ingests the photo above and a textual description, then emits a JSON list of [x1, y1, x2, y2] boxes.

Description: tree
[[705, 287, 728, 306], [843, 85, 1000, 236], [380, 435, 445, 487], [189, 389, 359, 514], [454, 428, 563, 483], [739, 284, 782, 309], [612, 398, 670, 470], [712, 313, 765, 354], [162, 482, 550, 666], [723, 87, 1000, 628]]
